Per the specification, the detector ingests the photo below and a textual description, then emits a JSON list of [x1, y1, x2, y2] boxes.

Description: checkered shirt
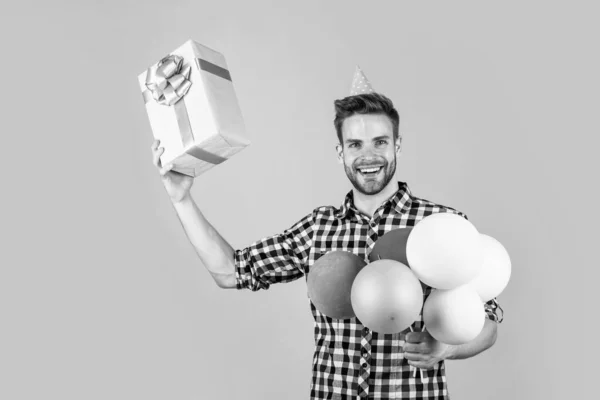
[[234, 181, 503, 399]]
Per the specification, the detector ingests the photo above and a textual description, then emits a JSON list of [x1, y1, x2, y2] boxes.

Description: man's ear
[[395, 136, 402, 153], [336, 144, 344, 164]]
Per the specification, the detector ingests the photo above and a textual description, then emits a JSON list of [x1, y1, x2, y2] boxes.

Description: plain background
[[1, 1, 598, 399]]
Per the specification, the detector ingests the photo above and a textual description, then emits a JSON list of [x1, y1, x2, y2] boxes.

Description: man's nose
[[360, 144, 378, 158]]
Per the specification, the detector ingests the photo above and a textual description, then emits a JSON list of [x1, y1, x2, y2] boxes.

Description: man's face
[[336, 113, 401, 195]]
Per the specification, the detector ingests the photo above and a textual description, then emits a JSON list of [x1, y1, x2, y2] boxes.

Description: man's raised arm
[[172, 194, 237, 288], [151, 139, 236, 289]]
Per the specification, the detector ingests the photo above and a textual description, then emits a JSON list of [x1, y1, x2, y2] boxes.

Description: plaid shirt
[[234, 181, 503, 399]]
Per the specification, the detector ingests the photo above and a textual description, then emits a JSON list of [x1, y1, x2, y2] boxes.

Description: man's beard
[[344, 157, 396, 196]]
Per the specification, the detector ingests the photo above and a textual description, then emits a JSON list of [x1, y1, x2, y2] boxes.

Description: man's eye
[[349, 143, 359, 148], [377, 140, 387, 145]]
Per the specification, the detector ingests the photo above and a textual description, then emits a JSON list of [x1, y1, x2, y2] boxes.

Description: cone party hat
[[350, 65, 375, 95]]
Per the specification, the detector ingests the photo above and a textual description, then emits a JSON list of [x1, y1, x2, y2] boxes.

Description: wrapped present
[[138, 39, 249, 177]]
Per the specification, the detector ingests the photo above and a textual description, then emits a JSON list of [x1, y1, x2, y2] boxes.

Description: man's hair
[[334, 93, 400, 144]]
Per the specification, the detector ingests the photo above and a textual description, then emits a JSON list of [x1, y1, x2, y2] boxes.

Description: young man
[[150, 91, 502, 399]]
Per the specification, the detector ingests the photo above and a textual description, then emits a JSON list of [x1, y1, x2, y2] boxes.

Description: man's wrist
[[444, 344, 459, 360], [172, 192, 192, 207]]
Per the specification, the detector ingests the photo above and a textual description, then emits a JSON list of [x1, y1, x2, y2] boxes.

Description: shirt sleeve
[[234, 211, 315, 291]]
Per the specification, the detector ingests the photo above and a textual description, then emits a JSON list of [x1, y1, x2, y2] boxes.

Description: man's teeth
[[359, 167, 382, 173]]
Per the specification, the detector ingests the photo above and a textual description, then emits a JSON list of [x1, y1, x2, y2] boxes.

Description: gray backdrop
[[1, 0, 597, 399]]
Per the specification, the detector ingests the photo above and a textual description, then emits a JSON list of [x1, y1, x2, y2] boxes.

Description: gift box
[[138, 39, 249, 177]]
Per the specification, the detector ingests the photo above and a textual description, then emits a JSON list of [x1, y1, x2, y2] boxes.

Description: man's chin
[[352, 176, 386, 195], [359, 184, 385, 195]]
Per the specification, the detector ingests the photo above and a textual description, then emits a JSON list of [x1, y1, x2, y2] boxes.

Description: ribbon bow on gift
[[144, 55, 192, 106]]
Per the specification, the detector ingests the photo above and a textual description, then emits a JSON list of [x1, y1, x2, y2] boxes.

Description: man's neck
[[352, 180, 400, 218]]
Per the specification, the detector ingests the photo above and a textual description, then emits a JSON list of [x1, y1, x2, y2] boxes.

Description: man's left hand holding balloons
[[403, 329, 454, 369]]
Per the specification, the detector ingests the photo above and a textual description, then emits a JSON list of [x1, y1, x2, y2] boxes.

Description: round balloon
[[469, 234, 511, 302], [351, 260, 423, 334], [307, 250, 367, 319], [423, 285, 485, 345], [369, 228, 413, 265], [406, 213, 483, 289]]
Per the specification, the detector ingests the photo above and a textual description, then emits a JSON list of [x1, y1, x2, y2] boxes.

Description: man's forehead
[[342, 114, 394, 140]]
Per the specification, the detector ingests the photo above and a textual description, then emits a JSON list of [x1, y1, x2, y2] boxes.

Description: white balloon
[[469, 234, 511, 302], [423, 285, 485, 345], [406, 213, 483, 289], [351, 260, 423, 334]]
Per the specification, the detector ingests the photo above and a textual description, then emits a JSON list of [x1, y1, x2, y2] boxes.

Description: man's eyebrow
[[346, 138, 362, 143], [372, 135, 392, 141]]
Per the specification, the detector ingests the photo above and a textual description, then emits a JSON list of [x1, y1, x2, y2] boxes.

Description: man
[[150, 75, 503, 398]]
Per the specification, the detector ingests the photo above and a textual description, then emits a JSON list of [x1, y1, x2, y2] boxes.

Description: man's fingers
[[159, 163, 174, 176], [405, 332, 425, 343], [403, 343, 422, 353], [151, 139, 163, 166], [153, 147, 165, 167], [407, 360, 433, 370], [404, 352, 427, 362]]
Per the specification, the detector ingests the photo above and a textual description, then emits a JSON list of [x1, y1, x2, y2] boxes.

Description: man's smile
[[356, 165, 384, 177]]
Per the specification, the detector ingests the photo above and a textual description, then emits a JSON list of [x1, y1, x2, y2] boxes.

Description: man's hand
[[151, 139, 194, 203], [403, 329, 454, 370]]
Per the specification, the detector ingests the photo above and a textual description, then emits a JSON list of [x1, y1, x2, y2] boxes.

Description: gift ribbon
[[195, 58, 231, 81], [144, 55, 193, 106], [142, 55, 233, 166]]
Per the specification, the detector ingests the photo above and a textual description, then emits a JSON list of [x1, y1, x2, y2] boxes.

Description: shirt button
[[363, 351, 369, 358], [362, 362, 368, 369], [363, 327, 370, 334]]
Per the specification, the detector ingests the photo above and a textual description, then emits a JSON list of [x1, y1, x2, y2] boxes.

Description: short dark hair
[[334, 93, 400, 144]]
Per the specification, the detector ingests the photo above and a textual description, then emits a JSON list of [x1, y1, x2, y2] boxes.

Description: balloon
[[406, 213, 483, 289], [469, 234, 511, 302], [351, 260, 423, 334], [369, 228, 413, 265], [307, 251, 367, 319], [423, 285, 485, 345]]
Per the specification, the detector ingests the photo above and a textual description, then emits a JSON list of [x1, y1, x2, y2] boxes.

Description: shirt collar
[[335, 181, 413, 220]]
